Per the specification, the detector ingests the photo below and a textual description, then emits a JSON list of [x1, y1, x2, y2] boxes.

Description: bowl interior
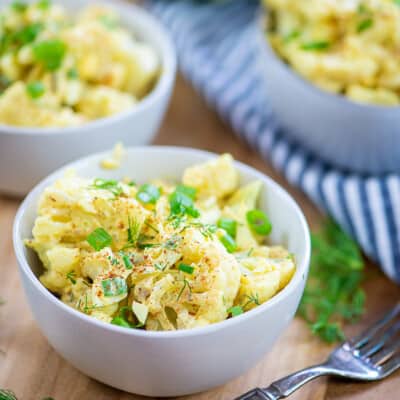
[[16, 147, 310, 302]]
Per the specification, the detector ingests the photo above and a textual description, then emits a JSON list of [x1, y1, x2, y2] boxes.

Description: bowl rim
[[257, 12, 400, 114], [13, 146, 311, 339], [0, 0, 177, 136]]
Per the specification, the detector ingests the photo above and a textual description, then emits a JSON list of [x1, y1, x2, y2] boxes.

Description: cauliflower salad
[[0, 1, 159, 127], [26, 155, 295, 331]]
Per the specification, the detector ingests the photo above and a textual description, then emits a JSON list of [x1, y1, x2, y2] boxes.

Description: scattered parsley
[[298, 219, 365, 343], [86, 227, 112, 251], [26, 81, 45, 99]]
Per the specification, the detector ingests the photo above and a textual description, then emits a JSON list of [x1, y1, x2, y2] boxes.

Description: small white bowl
[[256, 17, 400, 174], [13, 146, 310, 397], [0, 0, 176, 197]]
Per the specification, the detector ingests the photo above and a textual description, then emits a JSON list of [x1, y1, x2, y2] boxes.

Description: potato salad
[[0, 1, 159, 127], [26, 155, 295, 331], [264, 0, 400, 106]]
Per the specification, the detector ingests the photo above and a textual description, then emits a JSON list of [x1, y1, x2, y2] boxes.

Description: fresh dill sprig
[[298, 219, 366, 343], [177, 279, 192, 301], [66, 271, 76, 285]]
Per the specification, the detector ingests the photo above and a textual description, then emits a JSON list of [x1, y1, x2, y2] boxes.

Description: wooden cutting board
[[0, 76, 399, 400]]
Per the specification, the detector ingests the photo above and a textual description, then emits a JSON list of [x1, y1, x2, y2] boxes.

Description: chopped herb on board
[[298, 219, 366, 343]]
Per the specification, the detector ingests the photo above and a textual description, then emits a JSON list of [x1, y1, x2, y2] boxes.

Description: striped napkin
[[147, 0, 400, 284]]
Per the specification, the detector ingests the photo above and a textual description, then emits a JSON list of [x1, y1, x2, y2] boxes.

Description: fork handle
[[260, 364, 334, 399]]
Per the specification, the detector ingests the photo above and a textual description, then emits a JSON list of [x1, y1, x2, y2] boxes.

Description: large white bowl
[[0, 0, 176, 197], [256, 17, 400, 174], [13, 146, 310, 397]]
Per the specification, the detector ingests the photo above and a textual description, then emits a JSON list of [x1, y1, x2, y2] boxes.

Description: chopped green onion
[[101, 277, 127, 297], [178, 263, 194, 274], [357, 18, 373, 33], [33, 39, 67, 71], [98, 15, 118, 29], [111, 306, 132, 328], [26, 81, 45, 99], [66, 271, 76, 285], [175, 184, 197, 199], [13, 22, 43, 46], [121, 253, 133, 269], [67, 67, 78, 79], [127, 180, 136, 186], [87, 227, 112, 251], [246, 209, 272, 235], [394, 0, 400, 6], [91, 178, 123, 196], [301, 41, 330, 51], [136, 184, 160, 205], [217, 217, 237, 238], [219, 234, 237, 253], [11, 1, 28, 13], [37, 0, 51, 9], [169, 190, 200, 218], [283, 30, 300, 43], [228, 305, 243, 317]]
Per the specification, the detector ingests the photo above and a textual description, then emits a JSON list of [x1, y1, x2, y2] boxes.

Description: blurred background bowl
[[0, 0, 176, 197], [13, 146, 310, 397], [256, 16, 400, 174]]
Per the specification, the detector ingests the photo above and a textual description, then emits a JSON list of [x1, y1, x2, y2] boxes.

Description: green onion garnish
[[178, 263, 194, 274], [136, 184, 161, 205], [301, 41, 330, 51], [33, 39, 67, 71], [87, 227, 112, 251], [228, 305, 243, 317], [394, 0, 400, 6], [169, 190, 200, 218], [101, 277, 127, 297], [283, 30, 300, 43], [111, 306, 132, 328], [246, 209, 272, 235], [217, 217, 237, 238], [175, 184, 197, 199], [357, 18, 373, 33], [219, 234, 237, 253], [91, 178, 123, 196], [67, 67, 78, 79], [11, 1, 28, 13], [26, 81, 45, 99], [13, 23, 43, 46], [66, 271, 77, 285], [0, 389, 18, 400], [98, 15, 118, 29], [121, 253, 133, 269], [37, 0, 51, 9]]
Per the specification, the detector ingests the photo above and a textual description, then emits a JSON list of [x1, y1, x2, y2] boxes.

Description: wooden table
[[0, 76, 399, 400]]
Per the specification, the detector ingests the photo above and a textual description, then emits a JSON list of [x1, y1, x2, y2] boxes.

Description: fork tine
[[379, 353, 400, 378], [349, 303, 400, 349], [369, 338, 400, 365], [359, 320, 400, 358]]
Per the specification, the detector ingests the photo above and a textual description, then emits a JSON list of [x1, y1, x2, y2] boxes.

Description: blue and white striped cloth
[[147, 0, 400, 284]]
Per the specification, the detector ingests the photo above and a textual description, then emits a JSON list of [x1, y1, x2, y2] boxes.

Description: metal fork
[[236, 303, 400, 400]]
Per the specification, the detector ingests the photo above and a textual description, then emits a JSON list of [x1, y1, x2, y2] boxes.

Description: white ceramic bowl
[[13, 146, 310, 397], [0, 0, 176, 197], [256, 17, 400, 174]]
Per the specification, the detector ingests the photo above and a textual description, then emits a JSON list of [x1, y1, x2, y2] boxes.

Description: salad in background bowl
[[13, 146, 310, 396], [0, 0, 176, 196], [257, 0, 400, 173]]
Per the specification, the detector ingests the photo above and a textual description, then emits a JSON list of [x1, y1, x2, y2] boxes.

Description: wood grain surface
[[0, 76, 399, 400]]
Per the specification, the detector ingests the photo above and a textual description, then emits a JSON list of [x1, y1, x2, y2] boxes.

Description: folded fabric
[[147, 0, 400, 284]]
